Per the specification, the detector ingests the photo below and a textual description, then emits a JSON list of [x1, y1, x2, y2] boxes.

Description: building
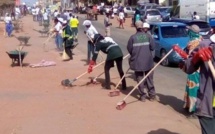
[[127, 0, 179, 6]]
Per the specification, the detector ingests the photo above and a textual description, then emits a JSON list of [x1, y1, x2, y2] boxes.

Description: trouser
[[71, 27, 78, 39], [65, 46, 73, 59], [198, 108, 215, 134], [135, 70, 156, 98], [105, 27, 110, 37], [33, 15, 37, 21], [104, 57, 126, 89], [87, 41, 95, 63]]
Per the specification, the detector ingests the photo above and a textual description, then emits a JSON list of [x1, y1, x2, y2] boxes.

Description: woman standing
[[4, 13, 13, 37], [183, 25, 202, 117]]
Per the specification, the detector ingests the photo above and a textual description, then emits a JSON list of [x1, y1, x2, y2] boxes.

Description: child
[[104, 13, 112, 37], [6, 21, 13, 37]]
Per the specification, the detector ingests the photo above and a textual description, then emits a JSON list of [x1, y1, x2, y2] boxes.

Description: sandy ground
[[0, 15, 201, 134]]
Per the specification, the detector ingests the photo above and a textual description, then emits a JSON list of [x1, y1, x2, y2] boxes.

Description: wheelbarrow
[[6, 50, 28, 67]]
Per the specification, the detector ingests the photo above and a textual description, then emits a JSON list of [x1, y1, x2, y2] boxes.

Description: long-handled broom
[[116, 49, 173, 110], [61, 60, 106, 87], [207, 60, 215, 79], [109, 68, 130, 97], [61, 54, 130, 87]]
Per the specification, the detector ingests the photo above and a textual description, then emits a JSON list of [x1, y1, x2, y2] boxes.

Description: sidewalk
[[0, 15, 201, 134]]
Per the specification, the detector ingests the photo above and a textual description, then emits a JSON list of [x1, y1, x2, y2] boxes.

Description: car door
[[151, 25, 161, 57]]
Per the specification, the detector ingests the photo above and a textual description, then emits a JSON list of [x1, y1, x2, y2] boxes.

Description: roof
[[149, 22, 186, 26], [169, 18, 207, 23]]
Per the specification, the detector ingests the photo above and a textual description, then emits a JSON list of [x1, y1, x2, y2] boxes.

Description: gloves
[[192, 47, 212, 65], [172, 45, 188, 59], [88, 60, 95, 73]]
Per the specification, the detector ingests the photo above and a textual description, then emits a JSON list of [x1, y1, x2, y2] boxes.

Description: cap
[[187, 24, 200, 33], [135, 20, 143, 29], [83, 20, 92, 26], [143, 22, 150, 28]]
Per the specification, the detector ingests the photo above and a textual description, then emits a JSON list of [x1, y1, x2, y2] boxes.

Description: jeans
[[55, 33, 63, 50], [87, 41, 95, 63]]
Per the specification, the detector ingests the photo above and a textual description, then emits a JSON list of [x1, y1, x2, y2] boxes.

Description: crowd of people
[[2, 2, 215, 133]]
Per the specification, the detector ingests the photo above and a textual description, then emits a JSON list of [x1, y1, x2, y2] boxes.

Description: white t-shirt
[[35, 7, 40, 15], [4, 16, 12, 23], [86, 25, 98, 39], [55, 22, 62, 34], [43, 12, 48, 20], [54, 12, 59, 18], [193, 15, 200, 20], [32, 8, 36, 15], [15, 7, 20, 15], [119, 12, 124, 20]]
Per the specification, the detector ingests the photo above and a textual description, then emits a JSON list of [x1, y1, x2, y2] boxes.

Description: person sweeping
[[88, 34, 127, 90], [62, 20, 74, 60]]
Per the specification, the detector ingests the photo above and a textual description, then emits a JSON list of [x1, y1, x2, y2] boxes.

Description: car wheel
[[160, 49, 169, 66]]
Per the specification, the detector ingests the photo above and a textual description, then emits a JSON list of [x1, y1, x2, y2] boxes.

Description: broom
[[116, 49, 173, 110]]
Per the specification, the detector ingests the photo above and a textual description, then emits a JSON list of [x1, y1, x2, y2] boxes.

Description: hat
[[83, 20, 92, 26], [135, 20, 143, 29], [143, 22, 150, 28], [187, 24, 200, 33]]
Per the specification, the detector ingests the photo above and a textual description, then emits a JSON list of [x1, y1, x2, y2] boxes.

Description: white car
[[123, 7, 135, 17]]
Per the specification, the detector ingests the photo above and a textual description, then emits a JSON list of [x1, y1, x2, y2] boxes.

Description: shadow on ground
[[147, 129, 180, 134], [157, 93, 189, 116]]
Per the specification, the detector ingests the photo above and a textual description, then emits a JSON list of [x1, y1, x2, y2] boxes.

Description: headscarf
[[186, 30, 201, 53], [187, 30, 201, 41]]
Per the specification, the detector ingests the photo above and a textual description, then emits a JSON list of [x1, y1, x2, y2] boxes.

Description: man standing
[[127, 20, 156, 101], [70, 15, 79, 41], [83, 20, 98, 64], [62, 20, 74, 60], [104, 13, 112, 37], [53, 18, 63, 51], [192, 11, 200, 20], [32, 6, 37, 21]]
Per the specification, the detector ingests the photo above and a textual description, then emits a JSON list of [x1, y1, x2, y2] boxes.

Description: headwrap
[[187, 30, 201, 41]]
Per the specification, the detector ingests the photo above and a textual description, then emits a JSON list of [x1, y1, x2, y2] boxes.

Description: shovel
[[109, 68, 130, 97], [116, 49, 173, 110]]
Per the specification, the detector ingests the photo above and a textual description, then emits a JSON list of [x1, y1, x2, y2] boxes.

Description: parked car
[[139, 3, 160, 12], [168, 18, 212, 39], [141, 9, 162, 23], [123, 6, 135, 17], [156, 6, 172, 21], [149, 22, 190, 66]]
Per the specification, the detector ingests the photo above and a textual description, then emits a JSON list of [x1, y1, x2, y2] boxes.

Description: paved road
[[76, 14, 199, 127]]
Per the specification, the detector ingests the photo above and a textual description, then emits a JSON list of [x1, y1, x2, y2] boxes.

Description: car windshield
[[157, 8, 171, 13], [161, 26, 187, 38], [140, 5, 145, 10], [146, 10, 160, 15], [189, 22, 210, 29]]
